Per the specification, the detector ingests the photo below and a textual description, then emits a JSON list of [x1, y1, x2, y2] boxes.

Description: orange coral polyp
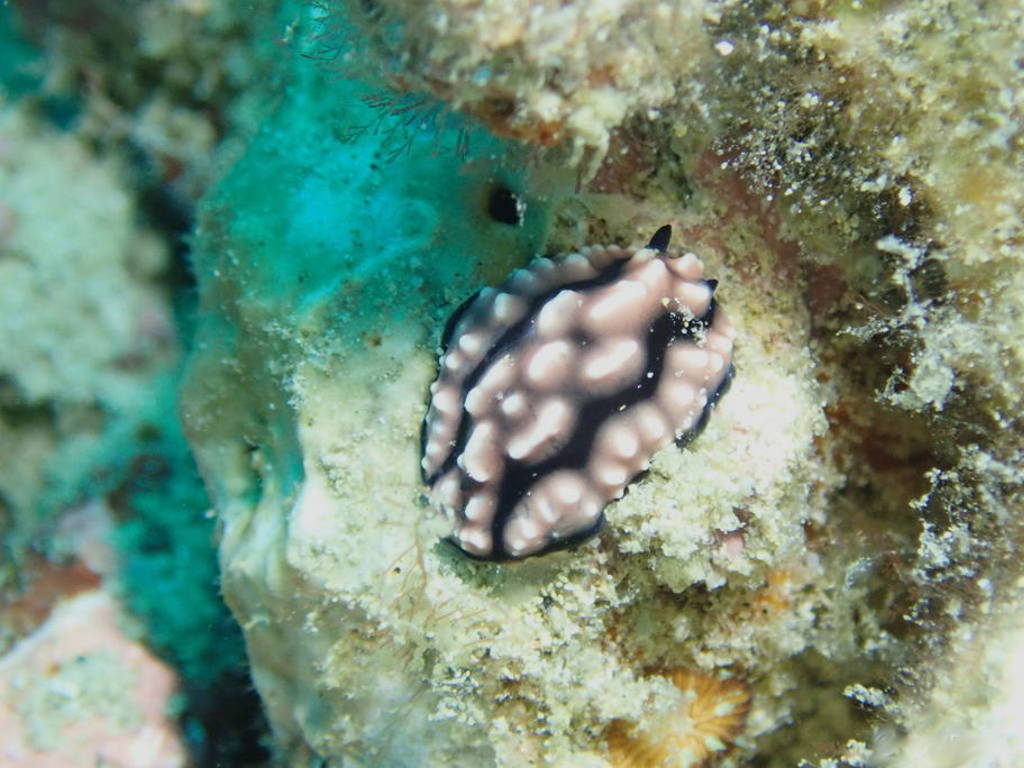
[[606, 669, 751, 768]]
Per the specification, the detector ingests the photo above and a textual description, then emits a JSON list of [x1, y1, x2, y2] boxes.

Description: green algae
[[0, 5, 42, 98], [183, 8, 561, 519], [109, 375, 245, 687]]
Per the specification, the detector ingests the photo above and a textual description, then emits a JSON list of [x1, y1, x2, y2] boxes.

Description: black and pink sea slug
[[421, 226, 735, 560]]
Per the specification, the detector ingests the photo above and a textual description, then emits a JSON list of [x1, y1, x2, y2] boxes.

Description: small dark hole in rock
[[487, 184, 524, 226]]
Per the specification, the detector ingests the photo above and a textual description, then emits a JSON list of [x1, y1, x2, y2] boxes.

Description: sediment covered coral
[[185, 10, 830, 768]]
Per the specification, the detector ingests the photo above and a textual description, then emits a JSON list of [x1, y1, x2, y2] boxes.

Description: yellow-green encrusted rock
[[183, 1, 1024, 765]]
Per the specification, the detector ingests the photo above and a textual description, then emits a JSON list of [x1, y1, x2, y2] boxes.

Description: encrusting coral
[[0, 591, 188, 767]]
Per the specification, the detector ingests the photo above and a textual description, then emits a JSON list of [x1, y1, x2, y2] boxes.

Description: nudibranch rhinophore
[[421, 226, 735, 560]]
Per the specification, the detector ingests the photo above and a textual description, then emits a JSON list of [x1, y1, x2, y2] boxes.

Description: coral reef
[[0, 4, 279, 762], [10, 0, 282, 201], [323, 0, 710, 163], [184, 6, 825, 766], [174, 0, 1022, 766], [0, 590, 188, 768], [0, 101, 175, 556], [2, 0, 1016, 759]]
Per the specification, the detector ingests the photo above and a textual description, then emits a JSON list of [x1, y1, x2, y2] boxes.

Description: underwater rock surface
[[185, 14, 827, 768], [326, 0, 709, 160], [182, 1, 1024, 766]]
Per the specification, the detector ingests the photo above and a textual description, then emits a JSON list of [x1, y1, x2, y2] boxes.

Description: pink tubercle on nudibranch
[[421, 226, 735, 560]]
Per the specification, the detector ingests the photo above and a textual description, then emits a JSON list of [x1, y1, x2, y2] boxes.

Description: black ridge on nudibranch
[[440, 288, 482, 352], [647, 224, 673, 252], [421, 227, 736, 560], [675, 363, 733, 449]]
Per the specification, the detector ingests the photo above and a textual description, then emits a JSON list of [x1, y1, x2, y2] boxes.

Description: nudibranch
[[421, 226, 735, 560]]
